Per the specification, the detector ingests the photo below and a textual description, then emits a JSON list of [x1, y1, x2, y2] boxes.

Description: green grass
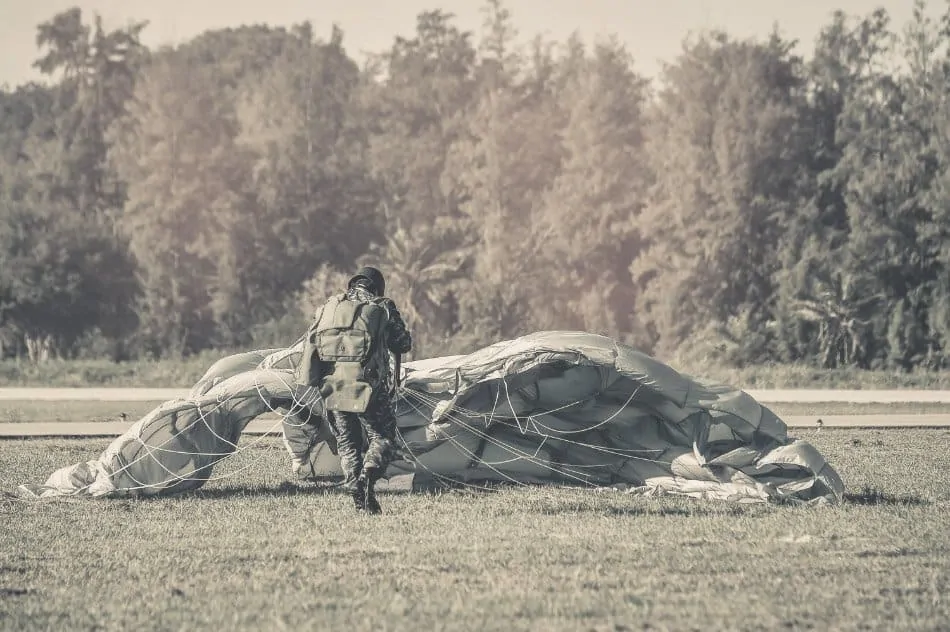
[[1, 429, 948, 631], [2, 355, 950, 389], [0, 400, 946, 425], [700, 364, 950, 390], [0, 401, 163, 424], [765, 401, 950, 417], [0, 355, 218, 388]]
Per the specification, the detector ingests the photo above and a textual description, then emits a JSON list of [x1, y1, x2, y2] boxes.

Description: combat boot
[[362, 467, 382, 515], [351, 476, 366, 511]]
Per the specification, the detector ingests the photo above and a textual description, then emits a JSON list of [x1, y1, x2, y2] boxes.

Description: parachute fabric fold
[[18, 368, 304, 498], [18, 331, 845, 505]]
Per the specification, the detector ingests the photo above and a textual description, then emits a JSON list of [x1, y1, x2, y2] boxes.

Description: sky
[[0, 0, 941, 88]]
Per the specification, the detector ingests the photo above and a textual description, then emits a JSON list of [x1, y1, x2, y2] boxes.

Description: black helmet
[[347, 266, 385, 296]]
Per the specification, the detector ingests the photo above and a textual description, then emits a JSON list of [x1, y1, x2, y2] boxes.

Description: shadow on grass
[[603, 506, 701, 517], [524, 498, 762, 518], [186, 480, 419, 500], [189, 481, 344, 500], [844, 486, 929, 506], [855, 547, 926, 558]]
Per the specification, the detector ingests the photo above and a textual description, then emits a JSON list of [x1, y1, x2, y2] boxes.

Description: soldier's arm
[[381, 299, 412, 354]]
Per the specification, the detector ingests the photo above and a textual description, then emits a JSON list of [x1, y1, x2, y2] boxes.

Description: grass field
[[0, 399, 947, 425], [1, 428, 948, 631], [0, 400, 161, 424]]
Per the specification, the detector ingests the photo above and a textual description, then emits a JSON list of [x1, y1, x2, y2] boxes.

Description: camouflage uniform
[[323, 284, 412, 513]]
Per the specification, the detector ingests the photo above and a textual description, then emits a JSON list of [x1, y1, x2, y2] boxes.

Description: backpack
[[295, 293, 391, 413]]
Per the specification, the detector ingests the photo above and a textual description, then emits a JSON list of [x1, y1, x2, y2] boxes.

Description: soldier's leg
[[362, 396, 397, 475], [326, 410, 365, 509], [358, 394, 398, 514], [281, 412, 324, 481]]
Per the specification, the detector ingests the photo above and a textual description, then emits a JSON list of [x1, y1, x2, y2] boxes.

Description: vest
[[295, 293, 391, 413]]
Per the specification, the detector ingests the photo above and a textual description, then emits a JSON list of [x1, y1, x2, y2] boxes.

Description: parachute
[[17, 331, 844, 504]]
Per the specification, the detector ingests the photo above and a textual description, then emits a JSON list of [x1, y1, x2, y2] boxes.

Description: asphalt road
[[2, 387, 950, 403], [0, 388, 947, 437], [1, 414, 948, 438]]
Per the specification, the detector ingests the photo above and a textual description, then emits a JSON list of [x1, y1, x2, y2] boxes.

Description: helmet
[[347, 266, 385, 296]]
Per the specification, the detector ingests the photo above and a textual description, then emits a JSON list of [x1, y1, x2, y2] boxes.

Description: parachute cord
[[393, 392, 510, 492], [436, 383, 589, 423], [29, 368, 317, 498], [500, 378, 527, 435], [486, 383, 500, 428], [23, 356, 673, 500], [423, 377, 643, 436], [99, 369, 329, 495], [400, 390, 602, 488], [85, 406, 288, 495], [398, 393, 531, 488], [515, 384, 645, 436], [406, 387, 673, 467], [40, 384, 251, 496]]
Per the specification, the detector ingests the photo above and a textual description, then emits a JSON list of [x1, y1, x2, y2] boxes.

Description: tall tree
[[817, 3, 947, 368], [33, 7, 148, 221], [358, 11, 479, 355], [233, 24, 379, 340], [632, 31, 809, 363], [108, 55, 248, 355], [108, 25, 309, 354], [536, 37, 650, 340], [771, 9, 895, 366], [0, 185, 137, 361], [440, 2, 563, 349], [0, 10, 146, 360]]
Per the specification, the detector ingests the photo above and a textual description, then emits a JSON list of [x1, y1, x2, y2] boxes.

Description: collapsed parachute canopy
[[19, 331, 844, 504]]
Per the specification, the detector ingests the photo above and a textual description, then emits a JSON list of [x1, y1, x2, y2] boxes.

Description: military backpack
[[295, 293, 391, 413]]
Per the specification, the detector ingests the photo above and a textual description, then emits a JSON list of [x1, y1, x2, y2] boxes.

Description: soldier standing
[[296, 266, 412, 514]]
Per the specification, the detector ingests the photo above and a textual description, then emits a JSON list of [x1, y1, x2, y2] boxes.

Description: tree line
[[1, 1, 949, 371]]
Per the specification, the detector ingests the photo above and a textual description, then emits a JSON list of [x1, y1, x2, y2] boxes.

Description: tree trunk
[[24, 334, 54, 364]]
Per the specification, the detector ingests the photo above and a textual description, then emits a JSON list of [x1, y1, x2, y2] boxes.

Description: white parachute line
[[191, 391, 253, 451], [121, 408, 284, 481], [393, 421, 507, 492], [430, 383, 588, 424], [486, 383, 501, 427], [103, 365, 334, 495], [23, 365, 310, 499], [398, 393, 532, 488], [75, 371, 299, 495], [448, 416, 600, 485], [401, 390, 601, 487], [110, 389, 263, 468], [501, 377, 527, 434], [479, 434, 550, 467], [407, 387, 674, 467], [48, 396, 241, 497], [438, 380, 641, 436], [525, 384, 643, 435], [519, 429, 674, 467], [251, 368, 317, 426], [93, 412, 289, 494], [410, 384, 664, 458]]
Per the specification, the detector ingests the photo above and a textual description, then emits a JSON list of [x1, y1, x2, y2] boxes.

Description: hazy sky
[[0, 0, 940, 88]]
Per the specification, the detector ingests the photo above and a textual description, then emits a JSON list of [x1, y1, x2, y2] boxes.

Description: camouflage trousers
[[326, 392, 398, 486]]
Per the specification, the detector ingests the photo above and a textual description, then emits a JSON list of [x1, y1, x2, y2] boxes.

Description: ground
[[2, 399, 950, 425], [1, 428, 949, 631]]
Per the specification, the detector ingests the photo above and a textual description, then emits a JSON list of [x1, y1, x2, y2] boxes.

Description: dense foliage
[[2, 1, 949, 372]]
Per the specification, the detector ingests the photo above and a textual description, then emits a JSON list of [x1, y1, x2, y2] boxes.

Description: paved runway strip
[[2, 387, 950, 403], [1, 414, 948, 438], [0, 387, 946, 437]]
